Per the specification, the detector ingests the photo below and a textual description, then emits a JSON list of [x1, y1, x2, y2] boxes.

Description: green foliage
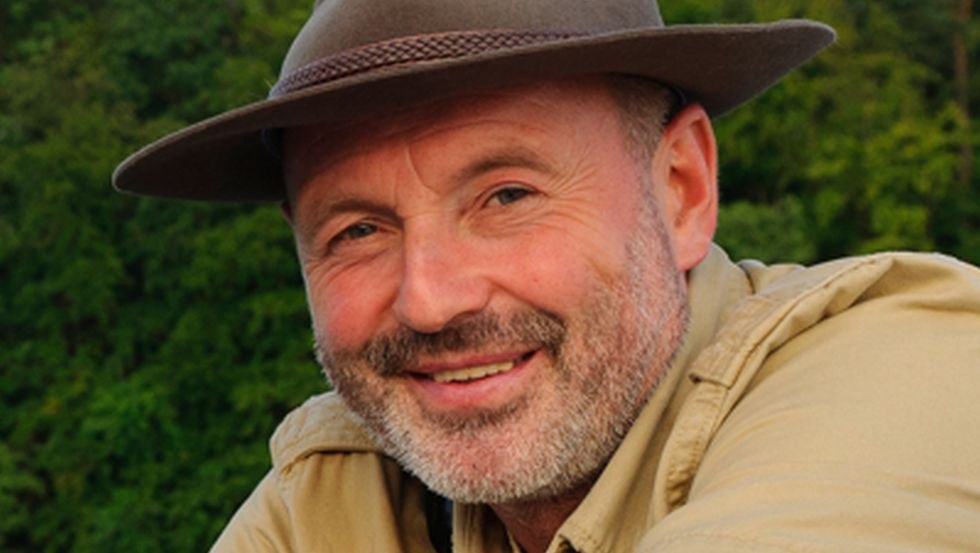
[[1, 0, 976, 550], [1, 1, 322, 551], [717, 197, 818, 263], [664, 0, 978, 263]]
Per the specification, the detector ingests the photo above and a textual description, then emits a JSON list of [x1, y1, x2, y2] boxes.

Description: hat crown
[[281, 0, 664, 77]]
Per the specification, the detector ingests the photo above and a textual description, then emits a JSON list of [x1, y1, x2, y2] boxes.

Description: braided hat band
[[270, 30, 585, 98]]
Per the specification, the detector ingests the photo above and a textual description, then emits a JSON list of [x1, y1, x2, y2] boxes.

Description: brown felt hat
[[112, 0, 835, 202]]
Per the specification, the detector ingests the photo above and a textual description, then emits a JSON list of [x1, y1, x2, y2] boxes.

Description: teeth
[[431, 361, 516, 383]]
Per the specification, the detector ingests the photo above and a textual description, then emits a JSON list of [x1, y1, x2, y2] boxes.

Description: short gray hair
[[605, 75, 679, 163]]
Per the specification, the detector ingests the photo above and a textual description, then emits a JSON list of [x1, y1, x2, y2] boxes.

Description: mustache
[[324, 309, 568, 377]]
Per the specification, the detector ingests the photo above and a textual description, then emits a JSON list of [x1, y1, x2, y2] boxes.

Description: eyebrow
[[450, 146, 556, 185]]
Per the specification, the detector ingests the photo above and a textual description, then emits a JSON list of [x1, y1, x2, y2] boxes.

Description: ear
[[650, 103, 718, 271], [280, 200, 294, 224]]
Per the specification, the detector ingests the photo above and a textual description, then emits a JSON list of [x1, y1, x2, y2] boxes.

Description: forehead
[[282, 76, 623, 193]]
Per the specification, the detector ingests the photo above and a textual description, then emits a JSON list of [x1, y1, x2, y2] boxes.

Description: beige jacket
[[211, 246, 980, 552]]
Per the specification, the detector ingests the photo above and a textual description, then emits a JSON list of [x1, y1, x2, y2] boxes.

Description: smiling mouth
[[428, 351, 536, 384]]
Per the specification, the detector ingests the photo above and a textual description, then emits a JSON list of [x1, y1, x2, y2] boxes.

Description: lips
[[401, 349, 538, 412], [426, 350, 536, 383], [430, 360, 514, 383]]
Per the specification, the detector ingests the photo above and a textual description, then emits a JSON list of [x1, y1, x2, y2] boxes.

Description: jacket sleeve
[[639, 261, 980, 552], [210, 470, 295, 553]]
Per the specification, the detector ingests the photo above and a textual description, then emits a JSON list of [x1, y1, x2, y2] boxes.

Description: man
[[113, 0, 980, 551]]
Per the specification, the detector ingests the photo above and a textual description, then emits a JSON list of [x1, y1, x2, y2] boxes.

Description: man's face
[[284, 78, 688, 504]]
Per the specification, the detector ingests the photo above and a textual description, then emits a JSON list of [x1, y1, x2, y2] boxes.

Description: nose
[[392, 222, 492, 333]]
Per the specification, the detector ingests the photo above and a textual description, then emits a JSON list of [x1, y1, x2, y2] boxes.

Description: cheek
[[304, 260, 399, 350], [486, 228, 621, 315]]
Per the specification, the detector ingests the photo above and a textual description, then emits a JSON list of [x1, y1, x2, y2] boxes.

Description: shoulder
[[737, 251, 980, 402], [643, 252, 980, 551], [714, 251, 980, 479], [269, 391, 381, 472], [682, 251, 979, 409]]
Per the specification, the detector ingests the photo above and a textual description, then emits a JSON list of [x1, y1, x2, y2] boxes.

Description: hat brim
[[113, 20, 834, 202]]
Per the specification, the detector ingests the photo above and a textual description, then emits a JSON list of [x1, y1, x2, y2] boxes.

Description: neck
[[490, 481, 592, 553]]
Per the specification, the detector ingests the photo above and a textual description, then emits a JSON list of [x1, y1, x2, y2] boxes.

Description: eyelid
[[483, 182, 537, 206], [317, 216, 385, 257], [332, 221, 377, 243], [306, 199, 399, 245]]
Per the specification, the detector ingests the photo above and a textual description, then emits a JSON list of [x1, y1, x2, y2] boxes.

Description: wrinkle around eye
[[301, 233, 395, 287], [297, 217, 396, 271]]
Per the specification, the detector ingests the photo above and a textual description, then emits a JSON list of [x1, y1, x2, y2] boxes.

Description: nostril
[[393, 276, 492, 335]]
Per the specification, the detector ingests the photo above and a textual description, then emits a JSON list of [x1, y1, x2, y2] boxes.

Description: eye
[[488, 186, 533, 206], [332, 222, 378, 244]]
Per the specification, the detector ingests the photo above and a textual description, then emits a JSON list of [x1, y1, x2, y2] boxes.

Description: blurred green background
[[1, 0, 976, 550]]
